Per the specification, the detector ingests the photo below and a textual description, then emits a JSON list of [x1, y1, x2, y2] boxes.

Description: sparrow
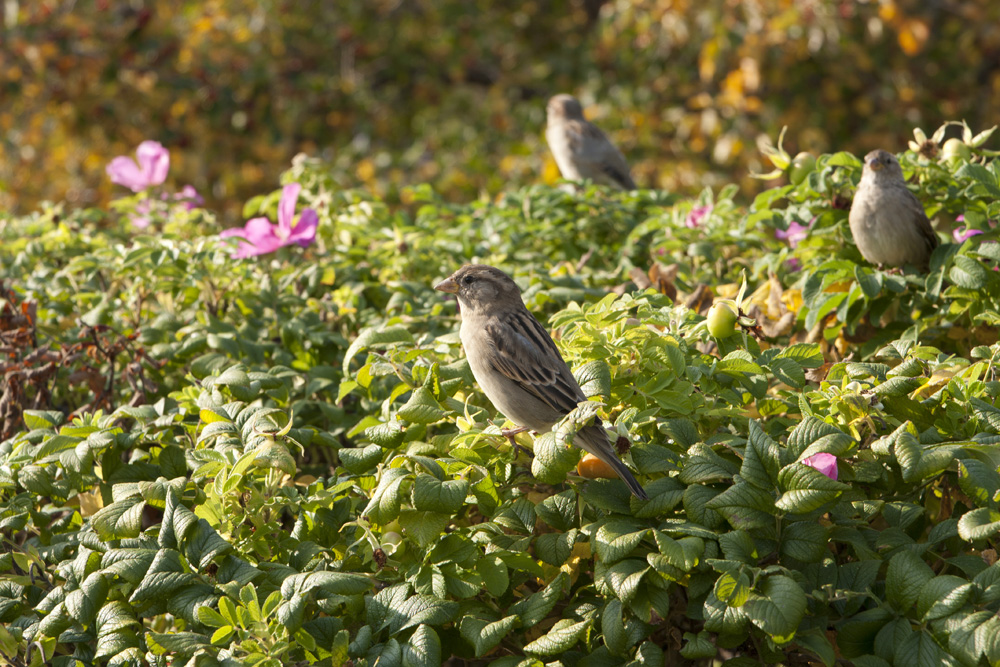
[[545, 94, 637, 190], [848, 149, 939, 269], [435, 264, 648, 500]]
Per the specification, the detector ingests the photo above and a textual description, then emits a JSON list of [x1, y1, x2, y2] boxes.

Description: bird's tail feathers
[[578, 429, 648, 500]]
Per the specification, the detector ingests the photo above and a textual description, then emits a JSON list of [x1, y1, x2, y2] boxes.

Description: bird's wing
[[483, 310, 586, 416], [904, 190, 940, 252], [567, 120, 636, 190]]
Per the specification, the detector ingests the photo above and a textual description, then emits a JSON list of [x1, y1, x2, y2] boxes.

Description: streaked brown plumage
[[849, 149, 939, 269], [435, 264, 648, 500], [545, 94, 637, 190]]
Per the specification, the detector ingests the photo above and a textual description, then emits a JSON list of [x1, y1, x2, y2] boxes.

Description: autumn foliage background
[[4, 0, 1000, 218]]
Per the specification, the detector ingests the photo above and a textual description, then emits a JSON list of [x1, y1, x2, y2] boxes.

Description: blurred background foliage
[[3, 0, 1000, 218]]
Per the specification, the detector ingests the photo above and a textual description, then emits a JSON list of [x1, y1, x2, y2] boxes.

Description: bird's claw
[[501, 426, 532, 458]]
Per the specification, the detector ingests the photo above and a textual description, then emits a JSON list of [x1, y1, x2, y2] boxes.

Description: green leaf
[[717, 351, 765, 375], [714, 569, 752, 608], [775, 343, 824, 368], [92, 497, 145, 540], [398, 386, 447, 424], [780, 521, 828, 563], [769, 356, 805, 389], [795, 628, 837, 667], [575, 360, 612, 400], [534, 490, 577, 531], [363, 467, 409, 525], [959, 507, 1000, 541], [280, 571, 373, 598], [476, 555, 509, 596], [741, 420, 780, 490], [705, 479, 776, 529], [594, 521, 648, 564], [775, 462, 849, 513], [680, 631, 717, 660], [411, 474, 468, 514], [339, 443, 383, 474], [398, 510, 452, 548], [523, 618, 590, 656], [679, 444, 739, 484], [916, 575, 972, 621], [854, 266, 882, 299], [886, 550, 935, 611], [743, 575, 807, 644], [633, 476, 685, 518], [252, 441, 296, 474], [535, 530, 578, 567], [531, 432, 581, 484], [366, 421, 406, 448], [958, 459, 1000, 509], [459, 615, 518, 657], [402, 624, 441, 667], [509, 572, 567, 627], [65, 571, 110, 628], [951, 255, 993, 289], [389, 594, 459, 634], [343, 325, 415, 374]]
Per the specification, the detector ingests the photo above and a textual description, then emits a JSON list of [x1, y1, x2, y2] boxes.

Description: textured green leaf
[[574, 359, 612, 401], [705, 479, 776, 529], [917, 575, 972, 621], [460, 614, 518, 657], [363, 467, 410, 525], [402, 624, 441, 667], [959, 507, 1000, 541], [411, 474, 468, 513], [91, 497, 145, 540], [743, 575, 807, 644], [886, 550, 935, 611], [594, 521, 648, 564], [780, 521, 829, 563], [398, 385, 447, 424], [958, 459, 1000, 509], [509, 572, 566, 627], [775, 463, 849, 513], [523, 618, 590, 656]]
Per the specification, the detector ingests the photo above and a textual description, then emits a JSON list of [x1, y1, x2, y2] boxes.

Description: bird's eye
[[462, 275, 475, 285]]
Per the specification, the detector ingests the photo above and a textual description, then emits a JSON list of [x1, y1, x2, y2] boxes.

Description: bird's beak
[[867, 157, 883, 171], [434, 277, 459, 294]]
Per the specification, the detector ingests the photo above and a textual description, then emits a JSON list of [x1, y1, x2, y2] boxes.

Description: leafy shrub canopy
[[3, 129, 1000, 665]]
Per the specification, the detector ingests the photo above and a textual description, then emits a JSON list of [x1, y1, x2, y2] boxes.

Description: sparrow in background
[[849, 149, 939, 269], [545, 94, 637, 191], [435, 264, 648, 500]]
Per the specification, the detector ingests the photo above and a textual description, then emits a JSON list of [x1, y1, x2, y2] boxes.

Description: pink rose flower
[[220, 183, 318, 258], [106, 141, 170, 192], [685, 204, 712, 229], [802, 453, 838, 480]]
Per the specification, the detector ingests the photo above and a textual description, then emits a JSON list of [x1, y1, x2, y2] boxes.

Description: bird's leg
[[500, 425, 532, 458]]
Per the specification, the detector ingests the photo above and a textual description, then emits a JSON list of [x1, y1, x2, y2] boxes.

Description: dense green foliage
[[5, 1, 1000, 217], [4, 127, 1000, 665]]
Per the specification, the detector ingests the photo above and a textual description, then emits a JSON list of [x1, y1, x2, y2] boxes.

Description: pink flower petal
[[684, 204, 712, 229], [801, 453, 838, 480], [106, 156, 149, 192], [784, 257, 802, 272], [953, 226, 984, 243], [287, 208, 318, 247], [220, 217, 284, 258], [176, 184, 204, 210], [136, 141, 170, 186], [277, 183, 302, 237], [776, 221, 809, 248]]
